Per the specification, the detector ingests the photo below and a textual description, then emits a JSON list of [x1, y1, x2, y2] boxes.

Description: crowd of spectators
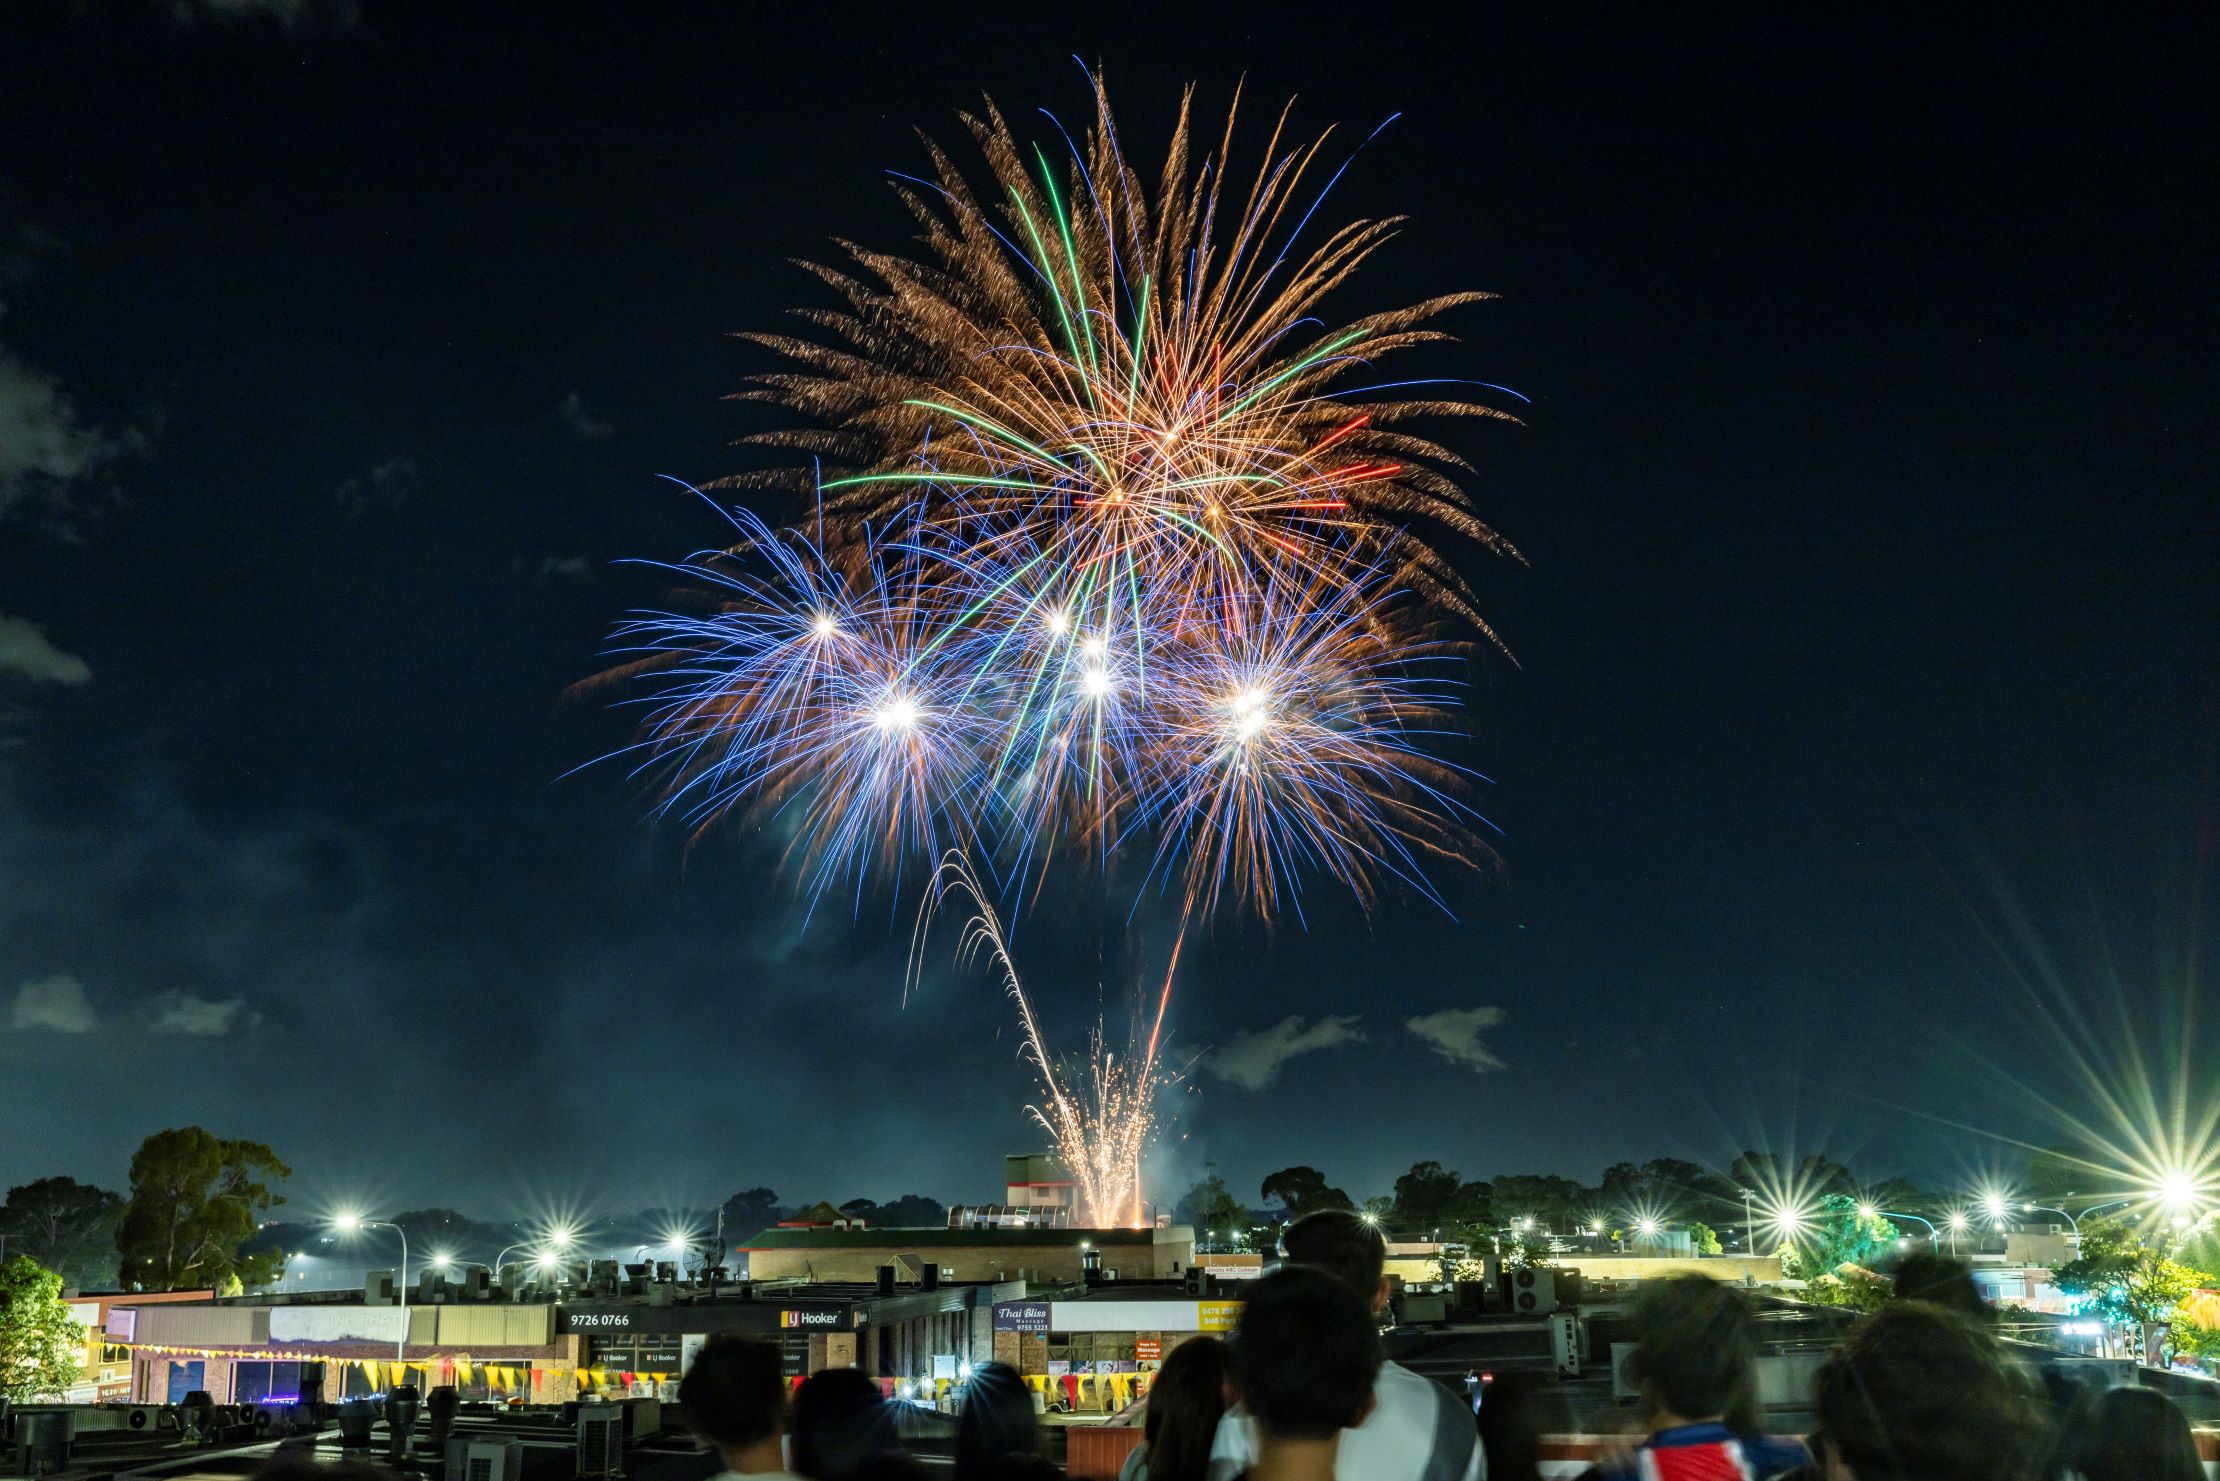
[[252, 1209, 2212, 1481]]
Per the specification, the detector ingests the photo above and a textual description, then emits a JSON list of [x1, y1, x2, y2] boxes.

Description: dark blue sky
[[1, 2, 2212, 1219]]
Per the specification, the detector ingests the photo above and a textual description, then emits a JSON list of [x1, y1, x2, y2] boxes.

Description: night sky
[[3, 4, 2213, 1218]]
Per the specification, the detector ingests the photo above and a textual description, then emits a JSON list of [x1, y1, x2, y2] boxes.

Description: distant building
[[1006, 1153, 1077, 1216], [738, 1223, 1195, 1285]]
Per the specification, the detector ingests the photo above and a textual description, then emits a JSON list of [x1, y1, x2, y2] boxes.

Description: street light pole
[[1875, 1210, 1939, 1247], [2020, 1204, 2081, 1239], [337, 1217, 409, 1362]]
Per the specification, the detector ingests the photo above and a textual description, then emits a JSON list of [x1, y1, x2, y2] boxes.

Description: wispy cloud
[[0, 309, 139, 525], [170, 0, 361, 30], [148, 990, 249, 1037], [558, 392, 615, 439], [331, 457, 417, 517], [1204, 1013, 1367, 1092], [539, 555, 593, 582], [0, 615, 90, 686], [1406, 1005, 1507, 1072], [10, 974, 98, 1033]]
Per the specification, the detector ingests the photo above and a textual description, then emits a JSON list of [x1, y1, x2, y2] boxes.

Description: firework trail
[[912, 854, 1167, 1227]]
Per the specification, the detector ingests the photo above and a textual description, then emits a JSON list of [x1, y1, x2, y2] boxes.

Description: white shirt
[[1207, 1359, 1485, 1481]]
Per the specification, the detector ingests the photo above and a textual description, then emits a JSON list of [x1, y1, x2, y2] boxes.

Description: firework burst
[[585, 78, 1519, 1213]]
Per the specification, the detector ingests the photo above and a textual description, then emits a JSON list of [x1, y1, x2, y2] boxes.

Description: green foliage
[[0, 1255, 83, 1401], [1490, 1174, 1586, 1230], [1778, 1193, 1894, 1279], [1259, 1166, 1354, 1218], [1174, 1173, 1247, 1241], [0, 1177, 124, 1291], [1500, 1230, 1550, 1271], [2052, 1217, 2211, 1327], [115, 1127, 290, 1292], [1687, 1221, 1724, 1256], [1391, 1161, 1465, 1230], [719, 1187, 787, 1239], [1801, 1265, 1893, 1313]]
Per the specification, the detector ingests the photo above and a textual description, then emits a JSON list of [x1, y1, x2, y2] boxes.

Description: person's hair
[[1280, 1208, 1387, 1305], [1812, 1302, 2051, 1481], [676, 1334, 786, 1452], [2066, 1386, 2203, 1481], [1627, 1275, 1759, 1431], [789, 1367, 897, 1479], [1475, 1371, 1553, 1481], [1142, 1336, 1233, 1481], [838, 1459, 930, 1481], [1233, 1264, 1382, 1441], [1889, 1252, 1990, 1323], [953, 1362, 1038, 1479]]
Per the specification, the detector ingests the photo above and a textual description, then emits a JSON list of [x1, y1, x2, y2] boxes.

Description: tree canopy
[[1260, 1166, 1354, 1219], [1778, 1193, 1895, 1279], [1174, 1173, 1247, 1239], [0, 1177, 123, 1291], [115, 1127, 290, 1292], [0, 1255, 83, 1401]]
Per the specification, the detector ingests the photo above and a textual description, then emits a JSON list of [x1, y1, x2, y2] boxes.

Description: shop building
[[738, 1223, 1194, 1284]]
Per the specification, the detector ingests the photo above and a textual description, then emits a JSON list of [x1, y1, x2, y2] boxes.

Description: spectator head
[[1234, 1263, 1383, 1442], [676, 1334, 787, 1458], [1141, 1335, 1233, 1481], [2065, 1386, 2203, 1481], [1812, 1302, 2050, 1481], [953, 1361, 1038, 1479], [1889, 1252, 1989, 1323], [1475, 1370, 1556, 1481], [1626, 1275, 1760, 1431], [789, 1367, 897, 1479], [1280, 1207, 1390, 1312]]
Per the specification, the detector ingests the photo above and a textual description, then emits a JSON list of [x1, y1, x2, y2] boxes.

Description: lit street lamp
[[333, 1212, 409, 1361], [1873, 1210, 1939, 1247]]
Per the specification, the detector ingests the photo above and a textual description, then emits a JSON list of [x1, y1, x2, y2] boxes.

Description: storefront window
[[236, 1361, 303, 1405], [165, 1360, 206, 1402]]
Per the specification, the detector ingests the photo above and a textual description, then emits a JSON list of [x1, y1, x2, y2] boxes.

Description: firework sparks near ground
[[913, 856, 1167, 1226], [585, 76, 1515, 1201]]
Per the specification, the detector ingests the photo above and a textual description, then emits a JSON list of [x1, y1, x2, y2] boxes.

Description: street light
[[333, 1212, 409, 1361], [1874, 1210, 1939, 1246], [2020, 1202, 2083, 1239], [1946, 1211, 1969, 1255]]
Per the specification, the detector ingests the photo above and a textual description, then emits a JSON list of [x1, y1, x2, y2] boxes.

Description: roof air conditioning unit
[[452, 1437, 521, 1481], [365, 1270, 397, 1305], [1509, 1268, 1557, 1315], [577, 1403, 625, 1478]]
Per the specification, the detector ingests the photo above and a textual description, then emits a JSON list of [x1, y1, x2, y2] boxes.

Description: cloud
[[1405, 1005, 1506, 1072], [1204, 1013, 1367, 1092], [171, 0, 361, 28], [0, 615, 91, 685], [147, 990, 248, 1037], [558, 392, 615, 438], [539, 555, 593, 582], [0, 313, 137, 524], [331, 457, 417, 517], [10, 974, 98, 1033]]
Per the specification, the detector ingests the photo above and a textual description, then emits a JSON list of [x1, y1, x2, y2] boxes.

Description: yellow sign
[[1197, 1301, 1242, 1333]]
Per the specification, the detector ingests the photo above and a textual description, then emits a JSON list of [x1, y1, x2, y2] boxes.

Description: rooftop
[[739, 1225, 1168, 1250]]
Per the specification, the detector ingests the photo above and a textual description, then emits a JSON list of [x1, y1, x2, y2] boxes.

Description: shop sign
[[992, 1300, 1051, 1333]]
